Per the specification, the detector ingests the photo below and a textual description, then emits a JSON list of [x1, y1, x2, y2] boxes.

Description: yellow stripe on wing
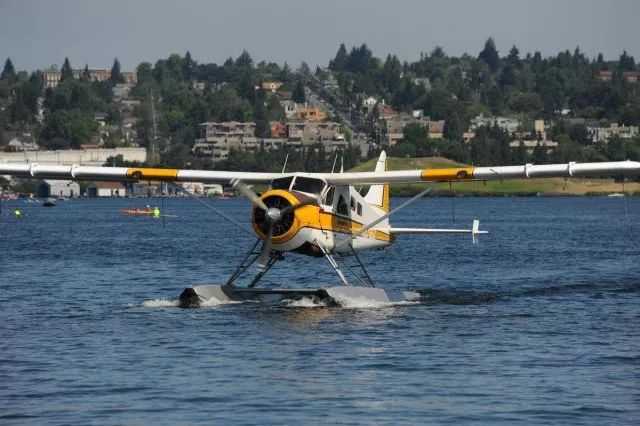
[[126, 168, 179, 181], [421, 167, 474, 181]]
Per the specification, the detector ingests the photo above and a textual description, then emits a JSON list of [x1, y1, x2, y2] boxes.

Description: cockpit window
[[292, 177, 325, 195], [324, 186, 335, 206], [271, 177, 294, 190]]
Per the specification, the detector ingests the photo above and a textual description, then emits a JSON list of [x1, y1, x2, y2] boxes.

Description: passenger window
[[324, 186, 335, 206], [357, 202, 362, 216], [350, 197, 355, 211], [337, 195, 349, 215]]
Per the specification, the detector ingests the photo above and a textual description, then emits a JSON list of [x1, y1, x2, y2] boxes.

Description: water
[[1, 197, 639, 425]]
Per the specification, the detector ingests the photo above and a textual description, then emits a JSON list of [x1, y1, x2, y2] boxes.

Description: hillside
[[352, 156, 640, 196]]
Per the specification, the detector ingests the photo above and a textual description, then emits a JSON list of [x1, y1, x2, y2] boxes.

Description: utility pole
[[149, 89, 159, 165]]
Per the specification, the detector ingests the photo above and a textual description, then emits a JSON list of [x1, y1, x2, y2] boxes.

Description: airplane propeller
[[232, 179, 313, 269], [232, 180, 268, 211]]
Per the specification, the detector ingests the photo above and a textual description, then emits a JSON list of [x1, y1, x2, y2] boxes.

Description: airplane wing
[[0, 163, 281, 184], [2, 160, 640, 184], [321, 161, 640, 185]]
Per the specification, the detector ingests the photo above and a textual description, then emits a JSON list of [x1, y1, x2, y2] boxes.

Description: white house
[[88, 182, 127, 197], [39, 180, 80, 198]]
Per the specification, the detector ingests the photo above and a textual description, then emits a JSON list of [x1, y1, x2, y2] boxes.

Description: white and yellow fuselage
[[252, 186, 393, 256]]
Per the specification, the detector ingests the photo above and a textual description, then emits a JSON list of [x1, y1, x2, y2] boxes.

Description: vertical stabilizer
[[364, 151, 390, 212]]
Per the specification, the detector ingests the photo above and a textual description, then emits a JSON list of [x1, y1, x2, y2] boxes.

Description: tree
[[235, 50, 253, 69], [292, 80, 306, 103], [618, 51, 636, 72], [183, 51, 195, 80], [110, 58, 124, 84], [329, 43, 348, 71], [506, 45, 521, 68], [1, 58, 16, 81], [81, 64, 90, 81], [61, 57, 74, 82], [136, 62, 153, 84], [444, 112, 464, 141], [479, 37, 500, 73]]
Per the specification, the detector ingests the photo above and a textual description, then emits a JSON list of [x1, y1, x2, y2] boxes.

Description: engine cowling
[[252, 193, 295, 237]]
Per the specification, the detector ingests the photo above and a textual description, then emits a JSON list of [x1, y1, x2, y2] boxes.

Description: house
[[261, 81, 283, 93], [40, 67, 135, 89], [623, 71, 640, 83], [428, 120, 446, 139], [270, 121, 287, 138], [88, 182, 127, 197], [412, 77, 432, 91], [596, 70, 613, 82], [296, 106, 327, 122], [180, 182, 205, 195], [470, 114, 521, 134], [192, 81, 206, 93], [361, 96, 378, 114], [42, 67, 62, 89], [112, 84, 131, 99], [281, 100, 298, 119], [509, 140, 558, 154], [121, 72, 137, 85], [203, 184, 224, 196], [586, 123, 639, 143], [6, 137, 39, 152], [38, 180, 80, 198]]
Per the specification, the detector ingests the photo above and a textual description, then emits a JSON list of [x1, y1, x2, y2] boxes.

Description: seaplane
[[2, 153, 639, 307]]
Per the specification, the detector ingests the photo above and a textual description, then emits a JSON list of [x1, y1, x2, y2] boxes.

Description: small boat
[[42, 198, 57, 207], [608, 193, 625, 198]]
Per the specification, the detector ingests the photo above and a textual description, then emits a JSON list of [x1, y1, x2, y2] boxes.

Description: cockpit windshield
[[271, 177, 294, 190], [292, 177, 325, 195]]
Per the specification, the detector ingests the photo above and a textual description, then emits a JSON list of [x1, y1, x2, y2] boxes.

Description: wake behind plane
[[2, 153, 639, 307]]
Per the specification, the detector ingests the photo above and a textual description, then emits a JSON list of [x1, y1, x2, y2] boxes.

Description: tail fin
[[364, 151, 390, 212]]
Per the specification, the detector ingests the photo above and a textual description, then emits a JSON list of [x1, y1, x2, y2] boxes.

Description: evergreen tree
[[506, 45, 521, 68], [61, 57, 74, 82], [444, 112, 464, 141], [81, 64, 90, 81], [235, 50, 253, 69], [183, 51, 195, 80], [292, 80, 306, 103], [329, 43, 348, 71], [110, 58, 124, 83], [479, 37, 500, 73], [618, 51, 636, 71], [1, 58, 16, 81]]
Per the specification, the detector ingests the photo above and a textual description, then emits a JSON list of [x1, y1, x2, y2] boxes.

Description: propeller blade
[[257, 223, 273, 269], [233, 180, 268, 211]]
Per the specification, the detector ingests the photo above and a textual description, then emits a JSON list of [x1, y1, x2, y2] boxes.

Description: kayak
[[121, 208, 154, 216]]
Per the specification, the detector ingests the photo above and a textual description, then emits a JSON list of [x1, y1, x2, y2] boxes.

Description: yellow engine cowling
[[251, 189, 318, 247]]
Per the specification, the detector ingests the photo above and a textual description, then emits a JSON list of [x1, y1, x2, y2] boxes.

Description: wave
[[412, 279, 640, 306], [282, 296, 328, 308], [142, 298, 180, 308]]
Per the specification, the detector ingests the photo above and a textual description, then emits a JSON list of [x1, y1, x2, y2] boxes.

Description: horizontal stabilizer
[[386, 219, 487, 235]]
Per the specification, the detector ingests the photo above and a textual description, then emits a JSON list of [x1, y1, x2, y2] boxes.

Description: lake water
[[1, 197, 639, 425]]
